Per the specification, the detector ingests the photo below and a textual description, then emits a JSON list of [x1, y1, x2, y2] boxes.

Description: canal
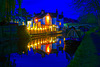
[[0, 34, 81, 67]]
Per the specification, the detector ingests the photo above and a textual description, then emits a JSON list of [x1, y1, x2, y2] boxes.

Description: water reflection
[[0, 34, 81, 67], [27, 34, 64, 55]]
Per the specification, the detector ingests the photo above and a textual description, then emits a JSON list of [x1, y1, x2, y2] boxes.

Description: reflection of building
[[27, 35, 65, 55], [27, 10, 64, 33]]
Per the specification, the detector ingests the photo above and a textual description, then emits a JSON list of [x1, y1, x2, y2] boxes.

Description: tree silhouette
[[72, 0, 100, 26]]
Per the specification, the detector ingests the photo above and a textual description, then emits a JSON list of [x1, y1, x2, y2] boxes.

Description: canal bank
[[68, 28, 100, 67]]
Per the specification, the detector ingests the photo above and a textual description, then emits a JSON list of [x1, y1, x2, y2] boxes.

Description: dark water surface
[[0, 34, 80, 67]]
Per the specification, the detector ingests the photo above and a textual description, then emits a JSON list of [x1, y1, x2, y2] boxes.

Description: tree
[[16, 8, 32, 24], [0, 0, 16, 23], [72, 0, 100, 26]]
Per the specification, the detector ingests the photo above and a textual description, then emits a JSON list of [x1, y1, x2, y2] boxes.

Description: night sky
[[21, 0, 80, 19]]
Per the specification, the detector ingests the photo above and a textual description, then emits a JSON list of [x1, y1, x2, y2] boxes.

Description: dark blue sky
[[21, 0, 80, 19]]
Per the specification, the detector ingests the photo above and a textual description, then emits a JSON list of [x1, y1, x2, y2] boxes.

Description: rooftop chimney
[[61, 12, 63, 15], [41, 10, 45, 14], [56, 9, 58, 14]]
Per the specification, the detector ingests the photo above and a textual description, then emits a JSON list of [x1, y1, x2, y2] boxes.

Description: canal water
[[0, 34, 80, 67]]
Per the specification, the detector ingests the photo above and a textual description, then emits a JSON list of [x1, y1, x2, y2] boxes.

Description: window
[[59, 22, 61, 25]]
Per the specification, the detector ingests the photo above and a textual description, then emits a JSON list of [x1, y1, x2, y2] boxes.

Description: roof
[[34, 13, 57, 18]]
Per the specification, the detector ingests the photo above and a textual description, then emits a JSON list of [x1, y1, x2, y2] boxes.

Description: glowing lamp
[[59, 22, 61, 25], [31, 28, 33, 30], [64, 38, 65, 41], [27, 45, 30, 48], [35, 28, 36, 30], [27, 27, 29, 30], [59, 40, 61, 44], [35, 43, 37, 46], [35, 19, 38, 22], [41, 42, 42, 44], [53, 41, 55, 43], [46, 16, 49, 20]]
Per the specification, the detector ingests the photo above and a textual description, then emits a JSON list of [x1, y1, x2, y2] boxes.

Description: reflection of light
[[45, 41, 46, 43], [41, 42, 42, 44], [53, 40, 55, 43], [35, 43, 37, 46], [53, 25, 55, 27], [50, 40, 51, 43], [31, 28, 33, 30], [31, 45, 33, 47], [35, 28, 36, 30], [59, 40, 61, 44], [43, 41, 44, 43], [27, 45, 30, 48], [45, 28, 47, 29], [38, 43, 39, 44], [23, 51, 24, 54], [38, 28, 39, 30], [43, 28, 44, 30], [27, 27, 29, 30], [64, 38, 65, 41], [47, 46, 50, 52], [46, 16, 49, 20]]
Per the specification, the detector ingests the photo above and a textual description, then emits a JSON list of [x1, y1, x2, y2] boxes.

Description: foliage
[[17, 25, 31, 39], [72, 0, 100, 26], [68, 34, 99, 67], [78, 13, 98, 24]]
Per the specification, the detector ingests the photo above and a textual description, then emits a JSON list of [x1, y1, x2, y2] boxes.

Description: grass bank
[[68, 27, 100, 67]]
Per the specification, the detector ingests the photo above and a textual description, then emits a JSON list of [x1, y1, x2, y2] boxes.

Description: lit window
[[59, 22, 61, 25], [35, 19, 38, 22], [59, 40, 61, 44], [46, 16, 49, 20]]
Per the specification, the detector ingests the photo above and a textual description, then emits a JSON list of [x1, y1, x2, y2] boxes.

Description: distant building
[[31, 10, 64, 31], [10, 17, 26, 26]]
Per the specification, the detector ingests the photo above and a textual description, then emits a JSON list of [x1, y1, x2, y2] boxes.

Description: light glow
[[35, 19, 38, 22]]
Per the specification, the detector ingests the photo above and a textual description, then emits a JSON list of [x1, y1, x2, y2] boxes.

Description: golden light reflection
[[27, 35, 60, 54], [64, 38, 65, 41], [59, 40, 61, 44], [47, 46, 50, 52], [23, 51, 24, 54]]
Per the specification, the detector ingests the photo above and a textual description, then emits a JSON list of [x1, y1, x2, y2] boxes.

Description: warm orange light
[[59, 40, 61, 44], [59, 22, 61, 25], [22, 22, 24, 25], [27, 45, 30, 48], [35, 19, 38, 22], [38, 28, 40, 30], [23, 51, 24, 54], [46, 16, 49, 20], [31, 28, 33, 30], [64, 38, 65, 41], [27, 27, 29, 30], [47, 46, 50, 52], [50, 40, 51, 43], [31, 45, 33, 47], [35, 28, 36, 30], [41, 41, 42, 44], [53, 40, 55, 43], [35, 43, 37, 46], [45, 41, 46, 43]]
